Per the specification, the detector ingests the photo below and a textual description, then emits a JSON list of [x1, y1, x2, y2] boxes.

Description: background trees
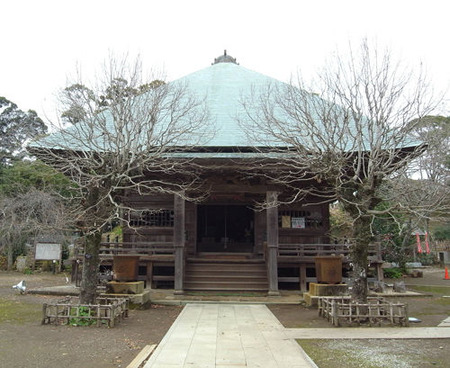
[[412, 115, 450, 184], [0, 98, 69, 270], [0, 160, 72, 197], [410, 115, 450, 235], [30, 57, 210, 303], [242, 40, 444, 301], [0, 97, 47, 164], [0, 187, 69, 270]]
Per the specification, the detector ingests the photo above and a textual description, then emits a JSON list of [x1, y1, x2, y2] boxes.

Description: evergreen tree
[[0, 97, 47, 164]]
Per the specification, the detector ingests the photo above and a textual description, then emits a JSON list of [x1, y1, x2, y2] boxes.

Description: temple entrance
[[197, 205, 254, 253]]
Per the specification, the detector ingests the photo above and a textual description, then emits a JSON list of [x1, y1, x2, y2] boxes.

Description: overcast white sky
[[1, 0, 449, 124]]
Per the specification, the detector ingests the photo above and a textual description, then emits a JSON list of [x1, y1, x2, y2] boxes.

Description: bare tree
[[241, 40, 443, 302], [0, 188, 69, 270], [389, 115, 450, 261], [29, 56, 211, 303]]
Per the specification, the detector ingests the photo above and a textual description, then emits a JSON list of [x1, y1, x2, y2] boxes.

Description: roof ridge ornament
[[212, 50, 239, 65]]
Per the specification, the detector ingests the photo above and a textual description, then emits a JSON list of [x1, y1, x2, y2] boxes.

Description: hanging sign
[[291, 217, 306, 229], [281, 216, 291, 228], [425, 231, 430, 254]]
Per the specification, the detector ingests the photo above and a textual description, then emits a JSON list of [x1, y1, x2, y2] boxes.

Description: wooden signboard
[[35, 243, 61, 261]]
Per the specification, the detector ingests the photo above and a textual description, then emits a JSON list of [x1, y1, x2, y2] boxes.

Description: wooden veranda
[[72, 239, 383, 293]]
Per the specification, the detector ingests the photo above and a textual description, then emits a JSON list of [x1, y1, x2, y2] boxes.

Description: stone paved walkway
[[438, 317, 450, 327], [143, 303, 450, 367], [143, 303, 316, 368], [286, 326, 450, 339]]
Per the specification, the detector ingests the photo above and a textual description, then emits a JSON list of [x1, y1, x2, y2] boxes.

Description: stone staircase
[[184, 256, 268, 291]]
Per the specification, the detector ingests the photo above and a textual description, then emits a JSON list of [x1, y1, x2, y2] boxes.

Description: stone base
[[267, 290, 281, 297], [408, 269, 423, 278], [101, 290, 151, 306], [304, 283, 349, 307], [106, 281, 145, 295], [303, 293, 320, 307]]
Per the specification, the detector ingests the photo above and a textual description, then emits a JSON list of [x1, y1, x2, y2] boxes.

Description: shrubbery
[[383, 267, 404, 279]]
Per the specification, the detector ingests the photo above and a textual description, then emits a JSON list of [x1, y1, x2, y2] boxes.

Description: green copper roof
[[30, 53, 420, 154], [31, 58, 287, 152], [174, 61, 285, 147]]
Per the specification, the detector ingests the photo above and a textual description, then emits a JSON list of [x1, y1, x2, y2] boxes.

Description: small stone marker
[[409, 269, 423, 278], [393, 280, 407, 293], [372, 281, 387, 293]]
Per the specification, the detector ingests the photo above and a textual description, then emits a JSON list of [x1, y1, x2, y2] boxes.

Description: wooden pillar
[[146, 261, 154, 288], [174, 193, 185, 295], [266, 191, 280, 296], [300, 264, 307, 292]]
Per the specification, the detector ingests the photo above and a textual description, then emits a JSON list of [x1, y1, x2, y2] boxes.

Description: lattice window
[[129, 210, 174, 227]]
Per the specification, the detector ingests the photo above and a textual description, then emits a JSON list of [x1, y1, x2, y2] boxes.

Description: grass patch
[[68, 306, 97, 326], [297, 339, 429, 368], [434, 297, 450, 306], [298, 339, 374, 368], [0, 298, 41, 324], [408, 285, 450, 296]]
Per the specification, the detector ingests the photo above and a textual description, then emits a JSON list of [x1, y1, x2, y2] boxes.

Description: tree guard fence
[[42, 297, 129, 327], [318, 296, 409, 327]]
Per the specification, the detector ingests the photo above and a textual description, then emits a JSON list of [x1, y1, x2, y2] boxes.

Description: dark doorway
[[197, 205, 254, 252]]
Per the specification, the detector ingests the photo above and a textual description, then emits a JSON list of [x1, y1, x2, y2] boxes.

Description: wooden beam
[[126, 344, 157, 368]]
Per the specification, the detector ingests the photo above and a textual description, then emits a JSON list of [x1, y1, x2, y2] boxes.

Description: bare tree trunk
[[399, 219, 413, 271], [7, 241, 13, 271], [79, 232, 101, 304], [350, 216, 371, 303]]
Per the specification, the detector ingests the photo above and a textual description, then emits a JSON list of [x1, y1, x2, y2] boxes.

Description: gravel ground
[[0, 272, 181, 368]]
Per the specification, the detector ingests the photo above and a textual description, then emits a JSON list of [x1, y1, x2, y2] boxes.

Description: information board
[[291, 217, 306, 229], [35, 243, 61, 261]]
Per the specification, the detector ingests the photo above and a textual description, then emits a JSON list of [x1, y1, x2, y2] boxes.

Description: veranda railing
[[277, 243, 382, 261]]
